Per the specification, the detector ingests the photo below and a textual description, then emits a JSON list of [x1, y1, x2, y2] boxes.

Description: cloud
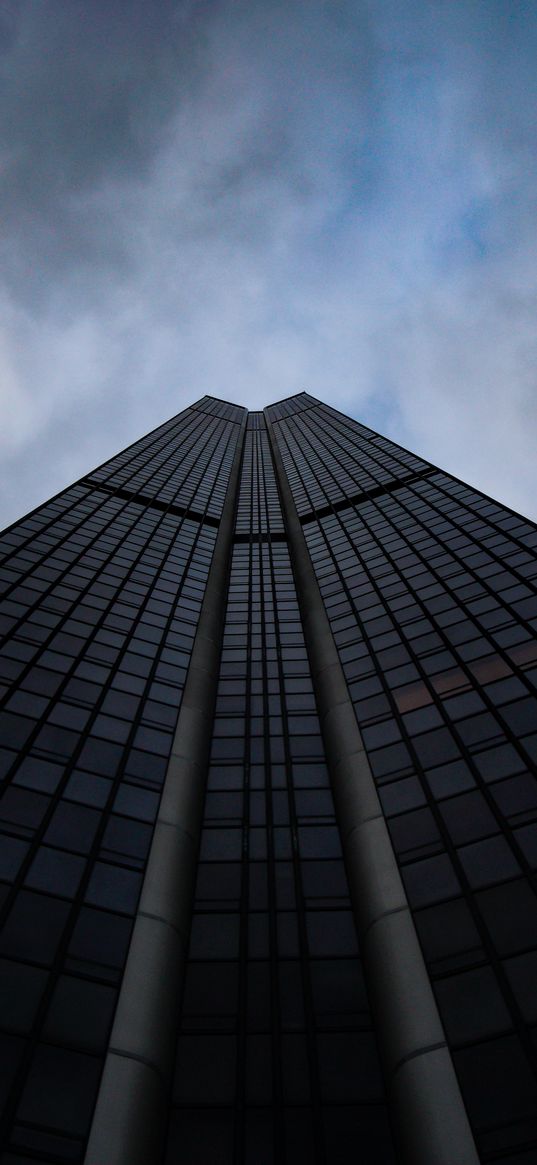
[[1, 0, 537, 526]]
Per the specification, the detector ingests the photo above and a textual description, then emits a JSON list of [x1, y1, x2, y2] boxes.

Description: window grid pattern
[[194, 397, 246, 423], [236, 420, 284, 536], [166, 422, 394, 1164], [271, 402, 427, 518], [269, 403, 537, 1163], [266, 394, 319, 421], [87, 401, 244, 519], [0, 408, 243, 1163]]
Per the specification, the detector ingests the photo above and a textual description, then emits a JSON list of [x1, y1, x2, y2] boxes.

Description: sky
[[1, 0, 537, 527]]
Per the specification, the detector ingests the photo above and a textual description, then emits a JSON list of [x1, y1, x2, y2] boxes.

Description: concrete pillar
[[265, 410, 479, 1165], [85, 414, 247, 1165]]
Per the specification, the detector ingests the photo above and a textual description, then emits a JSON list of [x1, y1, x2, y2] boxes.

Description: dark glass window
[[434, 966, 511, 1044], [43, 976, 117, 1052], [16, 1043, 102, 1137]]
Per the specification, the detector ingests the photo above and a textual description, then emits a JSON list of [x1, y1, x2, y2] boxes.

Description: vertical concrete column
[[265, 412, 480, 1165], [85, 414, 247, 1165]]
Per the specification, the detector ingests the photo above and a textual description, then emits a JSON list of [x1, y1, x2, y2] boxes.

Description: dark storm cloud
[[1, 0, 537, 526]]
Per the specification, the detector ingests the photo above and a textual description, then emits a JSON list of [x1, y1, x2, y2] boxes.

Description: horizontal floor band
[[83, 479, 220, 527]]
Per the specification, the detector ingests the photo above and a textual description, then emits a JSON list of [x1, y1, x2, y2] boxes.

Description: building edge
[[83, 412, 247, 1165], [264, 408, 480, 1165]]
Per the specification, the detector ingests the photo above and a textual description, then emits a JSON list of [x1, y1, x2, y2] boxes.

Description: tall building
[[0, 393, 536, 1165]]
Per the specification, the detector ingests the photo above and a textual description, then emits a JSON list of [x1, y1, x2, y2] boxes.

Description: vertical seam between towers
[[264, 406, 481, 1165], [83, 411, 247, 1165]]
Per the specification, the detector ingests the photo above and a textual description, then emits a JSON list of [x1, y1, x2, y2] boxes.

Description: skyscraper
[[1, 392, 536, 1165]]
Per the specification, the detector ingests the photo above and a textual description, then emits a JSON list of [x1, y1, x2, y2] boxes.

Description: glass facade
[[0, 392, 536, 1163], [0, 400, 243, 1163], [268, 396, 537, 1165], [166, 415, 393, 1164]]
